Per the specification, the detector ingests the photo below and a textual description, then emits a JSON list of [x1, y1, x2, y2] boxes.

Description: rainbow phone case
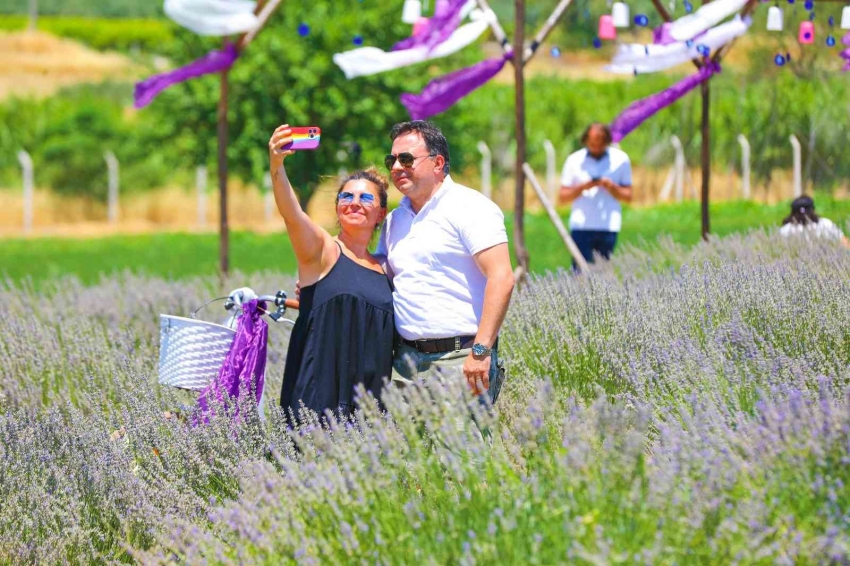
[[281, 127, 321, 151]]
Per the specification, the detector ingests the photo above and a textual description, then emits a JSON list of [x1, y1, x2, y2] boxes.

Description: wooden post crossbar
[[476, 0, 575, 280]]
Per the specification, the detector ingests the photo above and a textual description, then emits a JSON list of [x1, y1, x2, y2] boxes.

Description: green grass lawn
[[2, 199, 848, 285]]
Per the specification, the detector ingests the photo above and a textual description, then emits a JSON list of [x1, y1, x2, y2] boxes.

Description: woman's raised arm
[[268, 124, 333, 272]]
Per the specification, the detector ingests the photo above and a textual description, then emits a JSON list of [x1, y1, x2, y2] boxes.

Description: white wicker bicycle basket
[[158, 314, 236, 391]]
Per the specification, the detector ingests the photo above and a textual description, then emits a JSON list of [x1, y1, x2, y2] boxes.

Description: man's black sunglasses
[[384, 152, 435, 171]]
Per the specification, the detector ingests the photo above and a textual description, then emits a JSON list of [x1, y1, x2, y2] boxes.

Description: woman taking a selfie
[[268, 124, 394, 424]]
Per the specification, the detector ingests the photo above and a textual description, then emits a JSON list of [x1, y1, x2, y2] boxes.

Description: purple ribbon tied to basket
[[196, 298, 268, 424]]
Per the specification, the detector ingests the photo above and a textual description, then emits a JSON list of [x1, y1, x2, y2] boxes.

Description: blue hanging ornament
[[297, 23, 310, 37], [829, 16, 835, 26], [684, 1, 693, 13], [787, 0, 794, 4], [827, 34, 836, 46], [352, 35, 364, 46], [550, 46, 562, 57], [634, 14, 649, 26], [804, 0, 813, 9], [774, 53, 787, 65], [593, 37, 603, 48]]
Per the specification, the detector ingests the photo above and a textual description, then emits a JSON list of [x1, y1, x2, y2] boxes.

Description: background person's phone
[[281, 127, 321, 151]]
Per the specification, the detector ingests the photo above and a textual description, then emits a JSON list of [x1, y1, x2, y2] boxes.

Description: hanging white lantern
[[841, 5, 850, 29], [766, 6, 783, 31], [612, 2, 630, 28], [402, 0, 422, 24]]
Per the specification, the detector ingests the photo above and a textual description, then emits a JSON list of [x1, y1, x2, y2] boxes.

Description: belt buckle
[[454, 336, 461, 352], [414, 339, 429, 353]]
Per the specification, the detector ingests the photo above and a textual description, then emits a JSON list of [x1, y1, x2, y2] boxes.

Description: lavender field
[[1, 230, 849, 564]]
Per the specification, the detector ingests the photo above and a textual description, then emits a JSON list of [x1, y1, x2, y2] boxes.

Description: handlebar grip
[[285, 299, 300, 310]]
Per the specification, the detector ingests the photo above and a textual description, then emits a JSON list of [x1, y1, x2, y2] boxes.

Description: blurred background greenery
[[0, 0, 847, 230]]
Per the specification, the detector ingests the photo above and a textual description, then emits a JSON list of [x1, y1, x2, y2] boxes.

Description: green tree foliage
[[2, 1, 850, 202], [139, 1, 468, 207]]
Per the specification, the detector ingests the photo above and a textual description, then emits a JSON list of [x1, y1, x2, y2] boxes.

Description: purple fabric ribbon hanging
[[841, 33, 850, 72], [653, 22, 707, 45], [610, 61, 721, 142], [196, 299, 268, 424], [134, 43, 239, 109], [401, 53, 511, 120], [393, 0, 469, 52]]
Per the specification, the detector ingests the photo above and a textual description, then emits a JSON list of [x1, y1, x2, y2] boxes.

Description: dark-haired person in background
[[558, 122, 633, 270], [780, 195, 849, 247], [376, 120, 515, 405]]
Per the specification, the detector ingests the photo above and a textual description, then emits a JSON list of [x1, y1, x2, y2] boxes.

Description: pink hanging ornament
[[599, 15, 617, 40], [413, 16, 430, 37], [798, 21, 814, 44]]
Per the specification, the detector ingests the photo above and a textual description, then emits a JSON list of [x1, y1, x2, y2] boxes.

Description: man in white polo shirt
[[559, 122, 633, 270], [376, 120, 515, 403]]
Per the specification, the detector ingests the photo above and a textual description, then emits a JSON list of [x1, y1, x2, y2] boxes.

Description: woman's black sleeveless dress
[[281, 248, 394, 422]]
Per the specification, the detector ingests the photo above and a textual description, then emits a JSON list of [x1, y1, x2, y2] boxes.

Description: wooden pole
[[475, 0, 572, 275], [218, 49, 230, 276], [28, 0, 37, 31], [214, 0, 283, 276], [513, 0, 530, 277], [700, 79, 710, 240]]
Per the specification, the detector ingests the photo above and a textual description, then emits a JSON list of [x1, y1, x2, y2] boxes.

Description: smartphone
[[281, 127, 321, 151]]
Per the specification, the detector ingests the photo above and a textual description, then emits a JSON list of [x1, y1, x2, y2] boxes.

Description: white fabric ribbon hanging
[[668, 0, 748, 41], [164, 0, 259, 36], [605, 16, 750, 74], [333, 8, 494, 79]]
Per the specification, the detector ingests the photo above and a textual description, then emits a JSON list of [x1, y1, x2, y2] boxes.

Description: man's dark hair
[[390, 120, 451, 175], [580, 122, 613, 145]]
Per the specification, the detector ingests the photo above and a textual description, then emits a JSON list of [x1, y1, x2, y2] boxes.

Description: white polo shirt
[[560, 147, 632, 233], [376, 175, 508, 340]]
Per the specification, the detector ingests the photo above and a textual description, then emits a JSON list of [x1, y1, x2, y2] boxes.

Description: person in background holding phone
[[269, 124, 395, 425], [376, 120, 515, 405], [558, 122, 633, 270]]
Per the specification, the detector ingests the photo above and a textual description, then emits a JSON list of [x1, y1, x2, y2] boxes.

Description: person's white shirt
[[779, 218, 845, 241], [376, 175, 508, 341], [560, 147, 632, 232]]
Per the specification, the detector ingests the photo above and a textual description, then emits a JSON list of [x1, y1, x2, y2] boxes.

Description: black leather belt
[[401, 335, 476, 354]]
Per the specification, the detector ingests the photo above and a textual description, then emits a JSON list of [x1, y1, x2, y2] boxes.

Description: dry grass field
[[0, 30, 140, 100]]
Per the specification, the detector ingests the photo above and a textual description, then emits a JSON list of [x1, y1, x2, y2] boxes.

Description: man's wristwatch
[[471, 343, 492, 356]]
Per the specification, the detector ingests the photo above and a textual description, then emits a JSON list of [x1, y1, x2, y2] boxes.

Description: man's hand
[[463, 351, 490, 395], [598, 177, 616, 191]]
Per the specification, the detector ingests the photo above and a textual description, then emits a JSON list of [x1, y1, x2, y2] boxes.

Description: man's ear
[[432, 154, 446, 173]]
